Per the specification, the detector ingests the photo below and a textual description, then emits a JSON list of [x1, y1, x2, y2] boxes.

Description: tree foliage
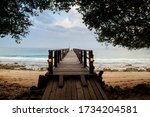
[[0, 0, 74, 42], [0, 0, 150, 49], [77, 0, 150, 49]]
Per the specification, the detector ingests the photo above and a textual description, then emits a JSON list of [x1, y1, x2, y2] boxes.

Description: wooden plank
[[58, 75, 64, 88], [71, 79, 77, 100], [55, 77, 65, 100], [89, 79, 103, 99], [82, 87, 91, 100], [59, 80, 66, 100], [65, 79, 72, 100], [48, 79, 58, 99], [80, 75, 87, 87], [76, 80, 84, 100], [94, 79, 108, 100], [55, 87, 62, 100], [87, 80, 97, 100], [42, 50, 100, 100], [55, 68, 88, 72], [54, 72, 89, 75], [42, 80, 54, 100], [53, 51, 90, 75]]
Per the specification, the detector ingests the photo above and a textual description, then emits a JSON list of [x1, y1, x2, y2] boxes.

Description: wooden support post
[[37, 75, 47, 89], [62, 50, 64, 59], [63, 49, 66, 58], [54, 50, 58, 67], [84, 50, 87, 67], [48, 50, 53, 74], [80, 50, 82, 63], [60, 50, 62, 61], [59, 50, 61, 62], [89, 50, 94, 74], [58, 50, 61, 63]]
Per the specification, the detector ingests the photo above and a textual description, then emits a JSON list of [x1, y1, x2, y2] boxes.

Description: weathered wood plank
[[60, 80, 66, 100], [82, 87, 91, 100], [76, 80, 84, 100], [65, 79, 72, 100], [54, 72, 89, 75], [80, 75, 87, 87], [42, 79, 54, 100], [89, 79, 103, 100], [94, 79, 108, 99], [55, 86, 62, 100], [58, 75, 64, 88], [71, 79, 77, 100], [87, 80, 97, 100], [48, 79, 58, 99]]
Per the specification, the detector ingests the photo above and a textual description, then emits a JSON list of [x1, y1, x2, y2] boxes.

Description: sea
[[0, 47, 150, 71]]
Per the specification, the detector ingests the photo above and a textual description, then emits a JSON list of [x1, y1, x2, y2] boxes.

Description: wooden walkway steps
[[38, 48, 108, 100], [42, 75, 107, 100]]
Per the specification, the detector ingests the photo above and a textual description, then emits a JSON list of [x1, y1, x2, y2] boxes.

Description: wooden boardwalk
[[41, 49, 107, 100], [53, 50, 89, 75]]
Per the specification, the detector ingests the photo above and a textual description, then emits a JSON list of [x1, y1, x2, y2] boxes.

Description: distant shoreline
[[0, 63, 47, 71], [0, 62, 150, 72]]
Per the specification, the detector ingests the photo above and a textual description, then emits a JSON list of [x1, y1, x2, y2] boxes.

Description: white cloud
[[54, 7, 85, 29], [54, 17, 83, 28], [30, 7, 86, 31]]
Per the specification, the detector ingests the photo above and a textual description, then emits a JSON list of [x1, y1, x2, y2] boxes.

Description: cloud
[[54, 7, 85, 29], [30, 6, 85, 30], [54, 17, 84, 29], [0, 7, 101, 49]]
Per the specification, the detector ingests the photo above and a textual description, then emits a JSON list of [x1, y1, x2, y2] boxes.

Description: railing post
[[62, 50, 64, 59], [54, 50, 58, 67], [89, 50, 94, 74], [80, 50, 82, 63], [58, 50, 61, 63], [48, 50, 53, 74], [60, 50, 62, 61], [84, 50, 87, 67]]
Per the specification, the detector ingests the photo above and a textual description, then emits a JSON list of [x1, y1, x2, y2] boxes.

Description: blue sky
[[0, 7, 105, 49]]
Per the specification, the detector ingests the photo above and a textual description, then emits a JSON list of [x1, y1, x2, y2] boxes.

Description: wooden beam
[[94, 79, 108, 100]]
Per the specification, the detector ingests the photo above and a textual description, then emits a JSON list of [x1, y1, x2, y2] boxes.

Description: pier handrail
[[48, 48, 69, 74], [73, 48, 95, 74]]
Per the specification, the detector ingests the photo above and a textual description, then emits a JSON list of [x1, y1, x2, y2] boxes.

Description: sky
[[0, 7, 105, 49]]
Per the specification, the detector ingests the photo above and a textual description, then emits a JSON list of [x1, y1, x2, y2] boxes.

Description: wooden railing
[[48, 48, 69, 74], [73, 48, 95, 74]]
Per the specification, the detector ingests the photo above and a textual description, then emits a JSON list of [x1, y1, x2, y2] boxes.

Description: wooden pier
[[38, 48, 107, 100]]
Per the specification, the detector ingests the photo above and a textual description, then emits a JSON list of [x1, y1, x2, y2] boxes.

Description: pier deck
[[40, 49, 107, 100]]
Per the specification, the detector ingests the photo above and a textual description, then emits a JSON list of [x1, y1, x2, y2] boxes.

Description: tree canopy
[[0, 0, 150, 49], [77, 0, 150, 49], [0, 0, 74, 42]]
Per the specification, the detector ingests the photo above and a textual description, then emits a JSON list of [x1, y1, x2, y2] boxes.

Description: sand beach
[[0, 63, 149, 99]]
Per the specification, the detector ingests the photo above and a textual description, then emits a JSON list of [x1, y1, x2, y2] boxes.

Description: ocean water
[[0, 48, 48, 69], [93, 48, 150, 70], [0, 47, 150, 70]]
